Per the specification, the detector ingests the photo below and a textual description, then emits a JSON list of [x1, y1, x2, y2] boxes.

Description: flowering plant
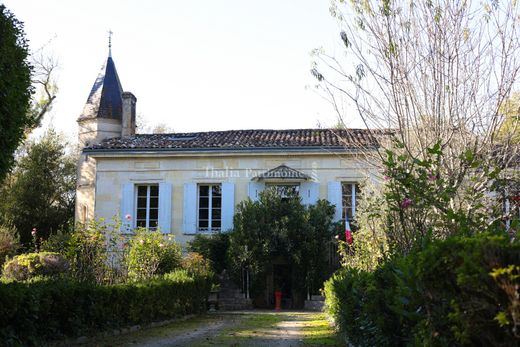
[[124, 227, 182, 281]]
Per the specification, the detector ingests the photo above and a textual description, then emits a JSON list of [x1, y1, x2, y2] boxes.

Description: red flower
[[345, 230, 353, 245]]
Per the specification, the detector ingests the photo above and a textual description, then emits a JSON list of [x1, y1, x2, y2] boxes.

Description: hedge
[[0, 270, 211, 346], [324, 233, 520, 347]]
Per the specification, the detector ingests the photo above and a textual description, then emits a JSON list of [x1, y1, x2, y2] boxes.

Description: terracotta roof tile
[[86, 128, 382, 152]]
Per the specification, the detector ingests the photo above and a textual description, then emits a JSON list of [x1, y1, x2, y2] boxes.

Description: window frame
[[265, 183, 301, 200], [134, 184, 159, 230], [341, 182, 359, 223], [197, 183, 222, 233]]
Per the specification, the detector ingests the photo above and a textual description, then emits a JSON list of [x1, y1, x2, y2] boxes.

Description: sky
[[3, 0, 360, 141]]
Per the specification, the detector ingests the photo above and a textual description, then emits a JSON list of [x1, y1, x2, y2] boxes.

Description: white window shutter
[[327, 181, 343, 222], [158, 182, 172, 234], [248, 182, 265, 201], [301, 181, 320, 205], [121, 183, 134, 231], [221, 182, 235, 232], [183, 183, 197, 234]]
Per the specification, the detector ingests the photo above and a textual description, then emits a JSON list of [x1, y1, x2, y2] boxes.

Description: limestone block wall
[[76, 150, 377, 247]]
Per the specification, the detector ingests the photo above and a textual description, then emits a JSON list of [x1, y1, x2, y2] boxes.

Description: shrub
[[124, 228, 182, 281], [2, 252, 68, 281], [40, 230, 72, 253], [324, 233, 520, 346], [0, 269, 211, 345], [188, 233, 230, 274], [0, 224, 19, 270], [182, 252, 213, 279], [66, 220, 113, 284]]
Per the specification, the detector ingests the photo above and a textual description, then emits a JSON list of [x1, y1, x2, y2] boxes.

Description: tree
[[228, 190, 337, 306], [499, 92, 520, 143], [313, 1, 520, 252], [0, 130, 76, 246], [0, 5, 33, 182]]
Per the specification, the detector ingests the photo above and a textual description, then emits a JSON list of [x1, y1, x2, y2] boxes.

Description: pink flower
[[383, 175, 391, 181], [401, 198, 413, 209], [427, 172, 437, 181], [139, 239, 144, 245], [31, 228, 37, 236], [125, 214, 132, 221]]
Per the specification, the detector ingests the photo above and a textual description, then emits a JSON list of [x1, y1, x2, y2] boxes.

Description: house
[[75, 51, 379, 248]]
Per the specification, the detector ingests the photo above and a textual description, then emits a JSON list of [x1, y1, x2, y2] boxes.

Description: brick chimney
[[122, 92, 137, 137]]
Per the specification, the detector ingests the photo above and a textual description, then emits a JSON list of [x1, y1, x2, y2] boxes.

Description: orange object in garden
[[275, 290, 282, 311]]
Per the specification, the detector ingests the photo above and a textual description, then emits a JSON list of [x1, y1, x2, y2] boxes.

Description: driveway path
[[86, 311, 339, 347]]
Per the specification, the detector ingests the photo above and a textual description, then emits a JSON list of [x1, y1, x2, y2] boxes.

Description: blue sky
[[3, 0, 360, 138]]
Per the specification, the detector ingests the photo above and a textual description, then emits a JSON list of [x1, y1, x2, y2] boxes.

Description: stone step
[[304, 300, 324, 311]]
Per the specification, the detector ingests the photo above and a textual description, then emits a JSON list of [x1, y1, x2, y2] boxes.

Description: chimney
[[122, 92, 137, 137]]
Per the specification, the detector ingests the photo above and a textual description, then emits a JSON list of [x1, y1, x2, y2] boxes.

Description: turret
[[77, 38, 136, 148]]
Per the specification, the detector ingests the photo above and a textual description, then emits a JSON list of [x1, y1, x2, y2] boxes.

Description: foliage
[[228, 190, 336, 300], [324, 233, 520, 346], [0, 224, 19, 269], [40, 229, 72, 253], [188, 232, 230, 274], [0, 5, 33, 182], [65, 220, 118, 284], [498, 91, 520, 143], [0, 269, 211, 346], [338, 181, 388, 271], [124, 227, 182, 281], [381, 141, 504, 253], [181, 252, 213, 280], [0, 129, 76, 246], [2, 252, 68, 281]]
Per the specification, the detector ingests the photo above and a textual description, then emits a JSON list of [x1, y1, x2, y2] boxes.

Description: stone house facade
[[75, 53, 378, 247]]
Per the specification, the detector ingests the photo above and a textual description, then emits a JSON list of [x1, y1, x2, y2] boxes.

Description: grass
[[80, 311, 341, 347], [300, 312, 340, 346]]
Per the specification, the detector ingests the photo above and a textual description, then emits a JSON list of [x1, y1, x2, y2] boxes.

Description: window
[[135, 185, 159, 229], [266, 184, 300, 200], [198, 184, 222, 232], [342, 182, 360, 222]]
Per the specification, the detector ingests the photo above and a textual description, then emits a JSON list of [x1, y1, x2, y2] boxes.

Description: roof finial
[[108, 29, 113, 57]]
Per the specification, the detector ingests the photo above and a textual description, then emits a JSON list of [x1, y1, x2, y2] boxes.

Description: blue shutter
[[221, 182, 235, 232], [300, 182, 320, 205], [248, 182, 265, 201], [327, 181, 343, 222], [183, 183, 197, 234], [158, 182, 172, 234], [121, 183, 134, 232]]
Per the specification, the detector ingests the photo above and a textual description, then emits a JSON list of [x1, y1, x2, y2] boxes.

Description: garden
[[0, 220, 213, 346]]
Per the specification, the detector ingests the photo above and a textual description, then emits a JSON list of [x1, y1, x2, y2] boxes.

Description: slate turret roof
[[84, 128, 383, 152], [78, 56, 123, 120]]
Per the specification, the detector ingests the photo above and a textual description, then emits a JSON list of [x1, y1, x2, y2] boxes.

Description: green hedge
[[0, 270, 211, 346], [324, 234, 519, 347]]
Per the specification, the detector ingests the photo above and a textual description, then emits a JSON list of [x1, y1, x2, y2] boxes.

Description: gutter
[[82, 146, 378, 157]]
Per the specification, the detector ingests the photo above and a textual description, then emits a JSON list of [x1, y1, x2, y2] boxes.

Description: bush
[[2, 252, 68, 281], [0, 224, 19, 270], [188, 233, 230, 274], [65, 220, 114, 284], [124, 228, 182, 281], [182, 252, 213, 279], [0, 269, 211, 345], [40, 230, 71, 253], [324, 233, 520, 346]]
